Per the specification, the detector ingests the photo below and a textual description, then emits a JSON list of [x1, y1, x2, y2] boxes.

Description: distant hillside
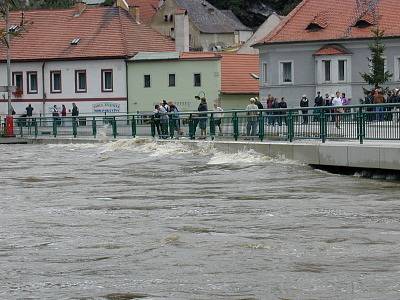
[[19, 0, 301, 28]]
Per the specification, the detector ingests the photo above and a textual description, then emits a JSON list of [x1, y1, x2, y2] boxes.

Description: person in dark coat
[[197, 97, 208, 139], [300, 95, 309, 124], [278, 97, 287, 126]]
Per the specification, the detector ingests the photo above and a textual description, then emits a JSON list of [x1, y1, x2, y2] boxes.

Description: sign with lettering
[[93, 102, 121, 113]]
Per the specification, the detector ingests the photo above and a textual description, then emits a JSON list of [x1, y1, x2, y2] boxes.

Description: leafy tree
[[360, 28, 392, 89]]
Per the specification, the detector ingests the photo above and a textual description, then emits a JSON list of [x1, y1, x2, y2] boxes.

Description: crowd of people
[[152, 97, 224, 139]]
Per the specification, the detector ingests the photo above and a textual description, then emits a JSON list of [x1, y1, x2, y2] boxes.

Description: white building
[[0, 3, 174, 116]]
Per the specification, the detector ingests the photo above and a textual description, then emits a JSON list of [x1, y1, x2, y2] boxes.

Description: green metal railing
[[7, 103, 400, 144]]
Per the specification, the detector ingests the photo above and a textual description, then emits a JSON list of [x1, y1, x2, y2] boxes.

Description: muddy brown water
[[1, 140, 400, 299]]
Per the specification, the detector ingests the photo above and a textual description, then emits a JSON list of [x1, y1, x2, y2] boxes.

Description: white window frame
[[322, 59, 331, 82], [27, 71, 38, 94], [279, 60, 294, 85], [262, 62, 268, 84], [12, 71, 23, 93], [75, 70, 87, 93], [50, 70, 62, 93], [101, 69, 113, 92], [394, 56, 400, 82], [338, 59, 347, 82]]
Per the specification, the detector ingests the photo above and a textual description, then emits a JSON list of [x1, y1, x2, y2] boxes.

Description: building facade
[[0, 4, 174, 116], [127, 52, 221, 112], [255, 0, 400, 107], [151, 0, 252, 51]]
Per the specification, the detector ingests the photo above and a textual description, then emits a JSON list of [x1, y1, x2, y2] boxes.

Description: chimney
[[115, 0, 129, 12], [73, 1, 86, 17], [174, 10, 189, 52], [129, 6, 140, 23]]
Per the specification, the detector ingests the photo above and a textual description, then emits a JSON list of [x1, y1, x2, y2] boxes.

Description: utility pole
[[5, 0, 12, 115]]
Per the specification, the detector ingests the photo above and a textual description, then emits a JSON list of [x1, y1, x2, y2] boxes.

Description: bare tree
[[0, 0, 28, 115]]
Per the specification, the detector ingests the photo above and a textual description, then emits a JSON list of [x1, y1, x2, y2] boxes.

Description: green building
[[127, 52, 221, 113]]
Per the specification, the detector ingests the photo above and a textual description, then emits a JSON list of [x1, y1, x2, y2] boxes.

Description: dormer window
[[354, 19, 373, 28], [306, 22, 324, 32], [306, 11, 329, 32], [353, 11, 375, 28]]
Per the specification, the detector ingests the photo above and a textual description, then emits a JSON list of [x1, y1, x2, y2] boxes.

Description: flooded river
[[1, 140, 400, 299]]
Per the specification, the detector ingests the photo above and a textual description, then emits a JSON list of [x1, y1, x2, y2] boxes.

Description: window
[[262, 63, 267, 83], [164, 15, 168, 22], [12, 72, 23, 93], [50, 71, 62, 93], [397, 58, 400, 81], [101, 69, 113, 92], [194, 73, 201, 87], [169, 74, 176, 87], [323, 60, 331, 81], [144, 75, 151, 88], [280, 62, 293, 84], [75, 70, 87, 93], [338, 60, 346, 81], [27, 71, 38, 94]]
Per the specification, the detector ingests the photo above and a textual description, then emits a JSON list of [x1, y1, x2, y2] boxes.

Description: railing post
[[189, 114, 195, 140], [151, 117, 156, 138], [92, 117, 97, 138], [131, 115, 136, 138], [357, 106, 364, 144], [34, 118, 38, 138], [233, 112, 239, 141], [112, 116, 117, 138], [258, 111, 264, 141], [72, 118, 77, 138], [53, 118, 57, 137], [287, 111, 294, 142], [209, 113, 215, 140], [320, 109, 326, 143], [19, 119, 23, 137], [169, 116, 175, 139]]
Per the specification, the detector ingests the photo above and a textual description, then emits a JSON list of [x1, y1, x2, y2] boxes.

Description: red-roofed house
[[126, 51, 258, 112], [125, 0, 161, 24], [254, 0, 400, 106], [220, 53, 259, 109], [0, 3, 174, 116]]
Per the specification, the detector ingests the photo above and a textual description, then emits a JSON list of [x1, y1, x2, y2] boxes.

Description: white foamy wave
[[207, 149, 268, 165], [47, 144, 99, 150], [97, 124, 110, 141], [140, 141, 192, 157], [101, 138, 193, 157]]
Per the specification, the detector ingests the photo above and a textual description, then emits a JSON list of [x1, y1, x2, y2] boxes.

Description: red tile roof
[[220, 53, 259, 94], [259, 0, 400, 45], [314, 44, 352, 56], [126, 0, 160, 24], [1, 6, 174, 61]]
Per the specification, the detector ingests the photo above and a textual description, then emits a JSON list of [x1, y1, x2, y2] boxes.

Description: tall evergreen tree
[[360, 28, 392, 89]]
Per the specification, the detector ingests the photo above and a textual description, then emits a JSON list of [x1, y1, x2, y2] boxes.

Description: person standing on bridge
[[332, 92, 343, 128], [246, 98, 259, 138], [299, 95, 309, 124]]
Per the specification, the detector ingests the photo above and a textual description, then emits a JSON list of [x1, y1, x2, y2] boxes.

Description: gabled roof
[[126, 0, 160, 24], [1, 6, 175, 61], [314, 44, 352, 56], [220, 53, 259, 94], [258, 0, 400, 45], [174, 0, 251, 33]]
